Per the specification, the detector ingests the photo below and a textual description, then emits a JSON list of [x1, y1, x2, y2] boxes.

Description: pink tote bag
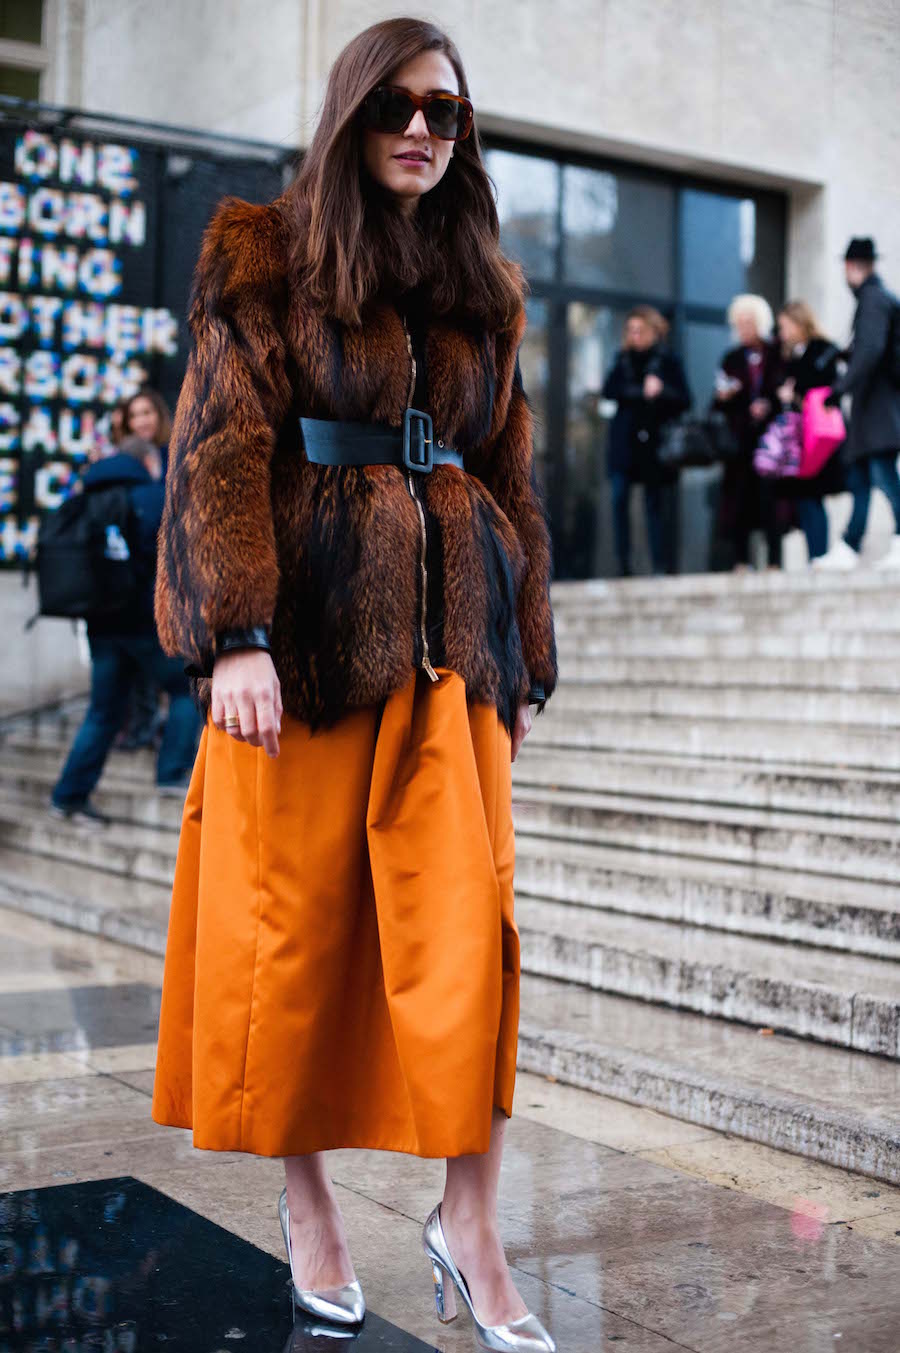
[[800, 387, 845, 477]]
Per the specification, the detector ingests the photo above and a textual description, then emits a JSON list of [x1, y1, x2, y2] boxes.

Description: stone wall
[[0, 574, 87, 718], [43, 0, 900, 342]]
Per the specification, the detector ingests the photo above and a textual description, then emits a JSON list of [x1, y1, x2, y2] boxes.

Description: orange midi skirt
[[151, 666, 520, 1158]]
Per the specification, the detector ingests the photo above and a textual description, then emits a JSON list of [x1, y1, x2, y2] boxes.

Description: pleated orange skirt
[[151, 667, 520, 1158]]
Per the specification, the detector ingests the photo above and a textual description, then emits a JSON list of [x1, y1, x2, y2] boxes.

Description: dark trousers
[[735, 475, 781, 567], [795, 498, 829, 560], [611, 472, 666, 575], [52, 634, 201, 807], [843, 452, 900, 551]]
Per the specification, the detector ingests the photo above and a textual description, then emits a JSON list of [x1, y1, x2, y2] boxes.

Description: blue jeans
[[795, 498, 829, 560], [611, 472, 666, 575], [844, 452, 900, 552], [52, 634, 201, 807]]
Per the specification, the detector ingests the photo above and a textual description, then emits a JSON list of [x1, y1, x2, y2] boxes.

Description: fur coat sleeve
[[154, 200, 293, 672], [469, 312, 557, 705]]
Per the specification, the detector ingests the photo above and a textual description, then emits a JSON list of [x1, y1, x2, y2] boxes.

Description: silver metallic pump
[[422, 1203, 556, 1351], [278, 1188, 366, 1327]]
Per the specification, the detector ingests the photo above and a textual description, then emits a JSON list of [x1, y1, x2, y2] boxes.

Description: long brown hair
[[778, 299, 826, 350], [123, 386, 173, 446], [282, 17, 522, 328]]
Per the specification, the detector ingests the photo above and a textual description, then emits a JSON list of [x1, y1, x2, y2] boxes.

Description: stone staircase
[[1, 570, 900, 1182]]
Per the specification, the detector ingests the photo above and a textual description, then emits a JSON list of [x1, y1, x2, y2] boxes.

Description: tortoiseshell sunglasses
[[359, 85, 474, 142]]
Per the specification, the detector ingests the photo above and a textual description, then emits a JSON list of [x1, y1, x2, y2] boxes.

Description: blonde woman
[[714, 293, 782, 569]]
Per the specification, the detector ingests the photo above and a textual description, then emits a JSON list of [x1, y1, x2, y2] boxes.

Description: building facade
[[4, 0, 900, 580]]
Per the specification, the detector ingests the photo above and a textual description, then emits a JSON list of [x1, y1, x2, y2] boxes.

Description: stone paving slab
[[3, 906, 900, 1351]]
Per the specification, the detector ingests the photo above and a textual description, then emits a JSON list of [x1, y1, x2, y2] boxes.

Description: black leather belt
[[300, 409, 462, 475]]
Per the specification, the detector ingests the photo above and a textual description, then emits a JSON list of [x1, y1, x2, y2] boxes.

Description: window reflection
[[484, 141, 786, 577], [564, 303, 632, 578], [680, 189, 785, 312], [683, 319, 733, 412], [520, 298, 550, 490], [563, 166, 675, 298], [486, 148, 559, 280]]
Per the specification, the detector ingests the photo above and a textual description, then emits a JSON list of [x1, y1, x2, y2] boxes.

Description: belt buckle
[[403, 408, 433, 474]]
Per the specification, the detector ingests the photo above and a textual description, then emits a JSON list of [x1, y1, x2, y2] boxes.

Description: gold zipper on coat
[[403, 320, 439, 683]]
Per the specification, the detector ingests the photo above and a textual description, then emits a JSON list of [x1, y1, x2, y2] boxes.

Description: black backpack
[[34, 482, 142, 623]]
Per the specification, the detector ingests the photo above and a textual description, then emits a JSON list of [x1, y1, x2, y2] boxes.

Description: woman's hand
[[749, 397, 771, 421], [777, 378, 796, 407], [510, 701, 534, 763], [643, 374, 664, 400], [211, 649, 283, 758]]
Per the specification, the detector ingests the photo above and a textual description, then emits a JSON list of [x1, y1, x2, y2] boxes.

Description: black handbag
[[658, 411, 738, 469]]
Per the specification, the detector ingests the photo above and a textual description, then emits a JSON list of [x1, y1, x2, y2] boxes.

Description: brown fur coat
[[155, 198, 557, 730]]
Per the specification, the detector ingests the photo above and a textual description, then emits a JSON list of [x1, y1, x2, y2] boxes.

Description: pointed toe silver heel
[[278, 1187, 366, 1327], [422, 1203, 556, 1352]]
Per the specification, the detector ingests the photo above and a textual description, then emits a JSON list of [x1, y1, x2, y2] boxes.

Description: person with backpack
[[814, 237, 900, 571], [48, 436, 201, 825]]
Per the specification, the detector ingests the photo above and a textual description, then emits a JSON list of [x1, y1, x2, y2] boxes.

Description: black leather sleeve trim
[[527, 683, 546, 713], [214, 626, 272, 658]]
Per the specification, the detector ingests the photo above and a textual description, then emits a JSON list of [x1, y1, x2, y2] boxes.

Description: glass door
[[561, 301, 632, 579]]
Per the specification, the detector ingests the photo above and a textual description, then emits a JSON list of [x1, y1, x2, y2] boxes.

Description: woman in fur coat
[[150, 16, 557, 1350]]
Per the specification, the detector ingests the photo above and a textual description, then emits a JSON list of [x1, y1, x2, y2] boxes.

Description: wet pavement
[[1, 905, 899, 1352]]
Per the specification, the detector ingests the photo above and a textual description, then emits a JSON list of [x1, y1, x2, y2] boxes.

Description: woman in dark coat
[[713, 294, 782, 569], [150, 17, 556, 1349], [774, 301, 843, 563], [601, 306, 691, 575]]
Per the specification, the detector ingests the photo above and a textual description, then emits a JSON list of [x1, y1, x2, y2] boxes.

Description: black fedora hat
[[844, 237, 879, 262]]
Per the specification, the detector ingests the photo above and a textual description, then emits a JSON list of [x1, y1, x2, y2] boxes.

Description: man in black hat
[[815, 238, 900, 571]]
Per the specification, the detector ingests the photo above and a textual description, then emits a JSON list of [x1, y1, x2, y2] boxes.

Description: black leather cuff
[[527, 682, 546, 713], [214, 626, 272, 659]]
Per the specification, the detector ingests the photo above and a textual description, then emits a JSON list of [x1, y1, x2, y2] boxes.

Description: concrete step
[[510, 785, 900, 884], [0, 754, 185, 829], [5, 795, 897, 1056], [550, 572, 900, 608], [518, 974, 900, 1184], [513, 745, 900, 821], [527, 710, 897, 770], [554, 630, 900, 660], [550, 573, 900, 618], [0, 800, 177, 885], [1, 731, 157, 783], [8, 754, 899, 899], [556, 654, 900, 692], [544, 681, 900, 727], [0, 851, 171, 953], [512, 834, 900, 959], [1, 852, 898, 1183], [553, 604, 900, 637], [3, 769, 898, 958], [515, 897, 900, 1057]]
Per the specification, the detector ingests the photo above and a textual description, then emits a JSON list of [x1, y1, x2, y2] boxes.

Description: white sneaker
[[812, 540, 859, 572], [873, 536, 900, 571]]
